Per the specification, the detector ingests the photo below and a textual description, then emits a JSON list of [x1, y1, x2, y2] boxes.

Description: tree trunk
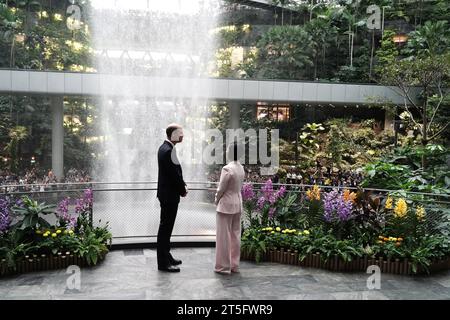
[[314, 55, 318, 79], [10, 37, 15, 68], [421, 97, 428, 170], [369, 30, 375, 78], [322, 47, 326, 78]]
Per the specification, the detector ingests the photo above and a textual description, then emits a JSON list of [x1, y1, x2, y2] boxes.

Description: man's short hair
[[166, 123, 182, 140]]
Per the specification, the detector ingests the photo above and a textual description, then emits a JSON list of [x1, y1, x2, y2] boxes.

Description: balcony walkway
[[1, 248, 449, 300], [0, 69, 408, 105]]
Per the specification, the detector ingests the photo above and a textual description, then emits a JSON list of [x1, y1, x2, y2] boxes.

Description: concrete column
[[50, 96, 64, 181], [228, 101, 240, 129], [384, 108, 395, 132]]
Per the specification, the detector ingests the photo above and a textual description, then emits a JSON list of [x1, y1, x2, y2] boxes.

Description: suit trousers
[[157, 201, 179, 267], [215, 212, 241, 273]]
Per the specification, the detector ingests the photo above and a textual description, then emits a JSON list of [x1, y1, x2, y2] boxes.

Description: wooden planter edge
[[0, 252, 108, 277], [241, 248, 450, 276]]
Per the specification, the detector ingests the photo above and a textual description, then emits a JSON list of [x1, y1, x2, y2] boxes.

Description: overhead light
[[122, 128, 133, 135], [393, 34, 408, 43]]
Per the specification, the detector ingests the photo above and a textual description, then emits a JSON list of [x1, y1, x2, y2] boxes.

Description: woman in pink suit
[[214, 142, 245, 275]]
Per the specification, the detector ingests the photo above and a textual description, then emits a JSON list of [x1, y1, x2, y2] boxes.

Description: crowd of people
[[2, 164, 364, 193], [208, 165, 364, 188], [0, 168, 91, 192], [283, 166, 364, 188]]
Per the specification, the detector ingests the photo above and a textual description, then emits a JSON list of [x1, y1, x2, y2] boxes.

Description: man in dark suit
[[157, 123, 187, 272]]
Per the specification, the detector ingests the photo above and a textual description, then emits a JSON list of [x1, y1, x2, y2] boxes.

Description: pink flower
[[241, 183, 255, 201], [268, 207, 276, 219], [257, 196, 265, 210]]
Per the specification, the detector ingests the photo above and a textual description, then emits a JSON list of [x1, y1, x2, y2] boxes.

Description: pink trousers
[[215, 212, 241, 274]]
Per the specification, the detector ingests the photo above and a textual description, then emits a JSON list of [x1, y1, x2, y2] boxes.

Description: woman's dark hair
[[232, 141, 239, 161], [228, 141, 243, 161]]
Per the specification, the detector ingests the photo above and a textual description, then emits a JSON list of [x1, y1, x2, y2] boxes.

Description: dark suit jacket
[[157, 140, 186, 204]]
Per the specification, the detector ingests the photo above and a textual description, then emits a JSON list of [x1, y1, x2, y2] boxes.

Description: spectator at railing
[[0, 168, 92, 192], [207, 165, 364, 188]]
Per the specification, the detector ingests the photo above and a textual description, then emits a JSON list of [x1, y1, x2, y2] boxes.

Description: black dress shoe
[[168, 254, 182, 265], [158, 265, 180, 272]]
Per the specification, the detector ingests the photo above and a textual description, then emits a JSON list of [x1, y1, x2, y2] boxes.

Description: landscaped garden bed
[[241, 180, 450, 275], [0, 189, 111, 277]]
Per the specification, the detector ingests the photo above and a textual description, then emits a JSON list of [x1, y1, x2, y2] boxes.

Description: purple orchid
[[75, 188, 93, 215], [323, 189, 353, 222], [241, 183, 255, 201], [257, 196, 265, 210], [0, 197, 11, 234], [56, 197, 77, 229]]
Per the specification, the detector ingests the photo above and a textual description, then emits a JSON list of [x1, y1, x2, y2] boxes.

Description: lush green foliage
[[255, 25, 315, 80], [362, 144, 450, 193], [0, 190, 111, 270], [241, 182, 450, 273]]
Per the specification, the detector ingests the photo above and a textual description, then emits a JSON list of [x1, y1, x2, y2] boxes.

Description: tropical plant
[[255, 25, 315, 80], [404, 20, 450, 58], [378, 52, 449, 169], [0, 228, 34, 268], [4, 125, 28, 173], [241, 227, 267, 263], [304, 16, 338, 79], [11, 196, 55, 230], [75, 229, 109, 266]]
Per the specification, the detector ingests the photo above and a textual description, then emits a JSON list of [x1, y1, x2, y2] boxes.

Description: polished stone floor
[[1, 248, 449, 300]]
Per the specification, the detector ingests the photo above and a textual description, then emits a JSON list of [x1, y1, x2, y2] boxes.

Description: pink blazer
[[215, 161, 245, 214]]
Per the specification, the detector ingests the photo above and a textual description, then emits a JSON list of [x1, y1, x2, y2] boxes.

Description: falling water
[[89, 0, 220, 241]]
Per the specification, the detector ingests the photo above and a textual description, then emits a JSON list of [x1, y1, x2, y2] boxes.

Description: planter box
[[0, 252, 108, 277], [241, 248, 450, 275]]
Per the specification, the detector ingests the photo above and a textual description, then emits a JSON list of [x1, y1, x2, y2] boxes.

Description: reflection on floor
[[1, 248, 449, 300]]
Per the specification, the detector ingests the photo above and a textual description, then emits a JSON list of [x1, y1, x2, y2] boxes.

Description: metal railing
[[1, 181, 449, 242]]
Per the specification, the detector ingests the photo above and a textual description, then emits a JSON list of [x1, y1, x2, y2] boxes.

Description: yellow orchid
[[303, 230, 310, 235], [276, 227, 281, 232], [394, 198, 407, 218], [343, 189, 357, 203], [306, 185, 321, 201], [416, 206, 425, 221], [385, 196, 393, 209], [51, 233, 57, 238]]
